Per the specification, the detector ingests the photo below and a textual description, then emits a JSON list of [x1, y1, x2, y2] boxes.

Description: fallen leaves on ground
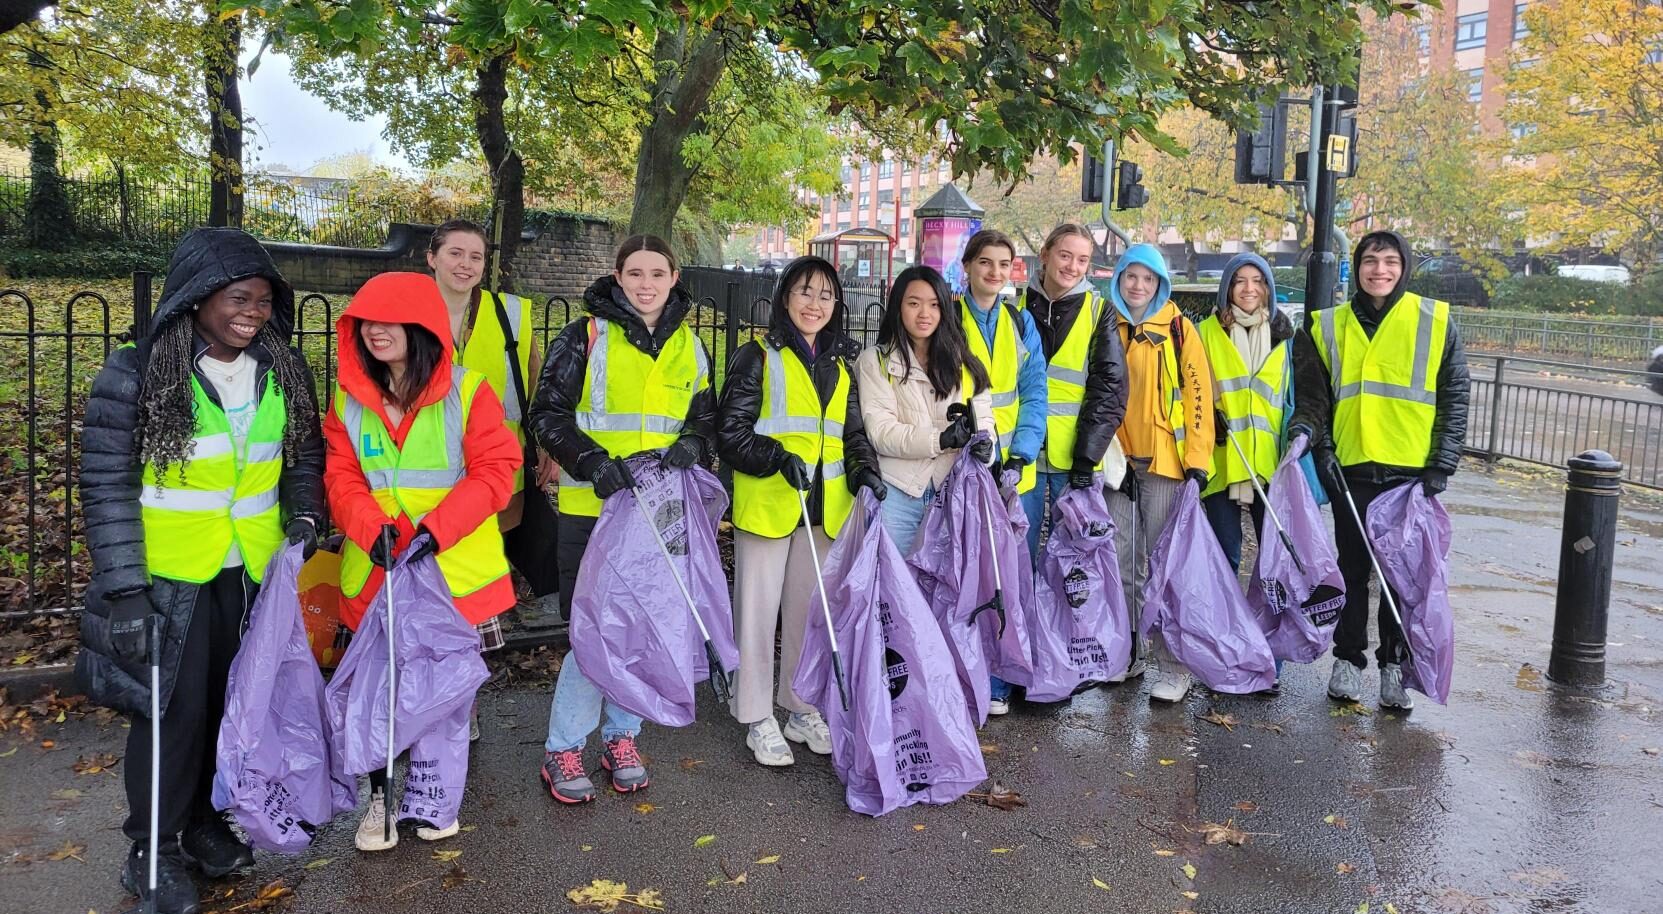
[[1092, 877, 1110, 891], [1336, 862, 1356, 874], [1198, 710, 1238, 731], [431, 850, 462, 862], [965, 781, 1026, 811], [1324, 814, 1350, 829], [678, 758, 705, 771], [693, 834, 716, 848], [45, 841, 85, 862], [754, 855, 780, 865], [1195, 820, 1249, 846], [1251, 720, 1288, 735], [1181, 890, 1200, 900], [50, 788, 82, 800], [72, 752, 119, 775], [1232, 800, 1259, 812], [1182, 862, 1198, 880], [1159, 759, 1176, 766], [1153, 849, 1178, 857], [634, 802, 655, 815], [566, 879, 664, 912], [979, 742, 1000, 754], [1330, 704, 1373, 718], [303, 858, 331, 870], [222, 880, 294, 912], [441, 864, 473, 889]]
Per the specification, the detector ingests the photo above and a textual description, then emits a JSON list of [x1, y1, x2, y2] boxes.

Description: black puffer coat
[[1021, 277, 1128, 469], [76, 228, 327, 716], [718, 320, 879, 531], [525, 275, 717, 477], [1289, 231, 1472, 483]]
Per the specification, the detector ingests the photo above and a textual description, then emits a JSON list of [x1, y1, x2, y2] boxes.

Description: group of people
[[75, 217, 1468, 914]]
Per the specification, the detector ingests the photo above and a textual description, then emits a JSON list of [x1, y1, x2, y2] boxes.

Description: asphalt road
[[2, 461, 1660, 914]]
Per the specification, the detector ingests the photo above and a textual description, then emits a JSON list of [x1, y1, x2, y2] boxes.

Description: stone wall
[[262, 214, 621, 301]]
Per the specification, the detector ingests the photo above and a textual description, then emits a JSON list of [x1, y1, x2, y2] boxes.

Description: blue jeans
[[544, 652, 643, 753], [879, 482, 935, 556], [1201, 491, 1267, 573], [1021, 471, 1073, 566]]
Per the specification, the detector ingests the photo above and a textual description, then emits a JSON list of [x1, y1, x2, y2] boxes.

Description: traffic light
[[1081, 147, 1106, 203], [1114, 160, 1147, 210], [1234, 101, 1287, 185]]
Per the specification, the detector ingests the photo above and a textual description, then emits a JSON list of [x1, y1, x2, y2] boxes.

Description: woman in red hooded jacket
[[323, 272, 520, 852]]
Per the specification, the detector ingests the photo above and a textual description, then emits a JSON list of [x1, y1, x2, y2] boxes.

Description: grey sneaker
[[1149, 669, 1192, 703], [601, 735, 650, 792], [540, 749, 596, 804], [468, 702, 481, 743], [1379, 664, 1415, 710], [1328, 660, 1365, 702], [783, 711, 833, 754], [746, 718, 795, 767]]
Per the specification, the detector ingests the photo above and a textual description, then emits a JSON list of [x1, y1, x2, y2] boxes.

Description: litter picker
[[630, 482, 733, 705], [1331, 474, 1412, 663], [958, 405, 1008, 638], [381, 528, 398, 846], [1223, 427, 1308, 576], [796, 487, 849, 712], [145, 615, 160, 914]]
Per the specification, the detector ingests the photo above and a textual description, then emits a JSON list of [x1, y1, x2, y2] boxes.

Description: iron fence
[[1452, 307, 1663, 366], [1465, 355, 1663, 490], [0, 268, 890, 619]]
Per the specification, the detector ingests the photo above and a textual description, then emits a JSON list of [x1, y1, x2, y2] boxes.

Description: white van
[[1557, 264, 1632, 285]]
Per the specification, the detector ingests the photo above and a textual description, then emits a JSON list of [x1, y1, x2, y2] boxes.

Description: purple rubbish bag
[[569, 461, 739, 727], [324, 549, 488, 829], [1027, 483, 1132, 701], [1248, 435, 1346, 663], [212, 544, 355, 853], [1365, 482, 1455, 705], [794, 491, 987, 816], [910, 438, 1035, 724], [1139, 481, 1278, 694]]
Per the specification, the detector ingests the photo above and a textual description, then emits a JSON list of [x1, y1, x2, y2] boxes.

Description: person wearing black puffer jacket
[[718, 255, 882, 768], [1290, 230, 1470, 713], [76, 228, 327, 914]]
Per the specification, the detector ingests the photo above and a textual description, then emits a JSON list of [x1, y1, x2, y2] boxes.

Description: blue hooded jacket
[[1108, 243, 1173, 326]]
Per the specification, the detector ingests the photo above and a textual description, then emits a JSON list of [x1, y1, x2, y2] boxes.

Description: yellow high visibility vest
[[335, 366, 511, 599], [958, 296, 1037, 494], [1310, 293, 1449, 468], [556, 319, 708, 518], [1019, 289, 1113, 472], [732, 340, 854, 539], [140, 362, 287, 585], [1196, 315, 1287, 497], [455, 290, 536, 491]]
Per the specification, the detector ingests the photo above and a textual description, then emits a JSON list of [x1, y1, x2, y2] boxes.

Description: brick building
[[745, 154, 957, 265]]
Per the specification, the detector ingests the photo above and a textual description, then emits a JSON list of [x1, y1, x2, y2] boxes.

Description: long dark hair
[[614, 233, 679, 272], [769, 255, 846, 339], [355, 322, 445, 410], [879, 265, 990, 400], [428, 218, 489, 256]]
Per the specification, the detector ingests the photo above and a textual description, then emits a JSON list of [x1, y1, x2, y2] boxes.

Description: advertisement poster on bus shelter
[[919, 216, 982, 294]]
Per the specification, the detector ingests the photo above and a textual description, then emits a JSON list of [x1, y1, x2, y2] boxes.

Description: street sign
[[1326, 134, 1351, 174]]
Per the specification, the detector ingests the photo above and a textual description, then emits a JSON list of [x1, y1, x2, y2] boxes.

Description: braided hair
[[135, 314, 320, 481]]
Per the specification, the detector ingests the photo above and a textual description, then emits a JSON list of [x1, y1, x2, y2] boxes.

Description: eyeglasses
[[790, 286, 839, 306]]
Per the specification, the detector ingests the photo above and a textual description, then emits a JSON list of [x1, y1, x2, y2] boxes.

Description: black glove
[[404, 526, 439, 565], [1314, 448, 1345, 497], [1288, 423, 1314, 446], [1001, 455, 1028, 478], [1421, 469, 1449, 498], [660, 436, 703, 470], [369, 523, 400, 569], [591, 457, 638, 500], [939, 410, 974, 451], [1185, 468, 1209, 489], [970, 438, 994, 466], [779, 453, 812, 491], [850, 466, 888, 501], [108, 591, 155, 673], [1118, 467, 1141, 503], [1068, 468, 1095, 489], [285, 517, 318, 559], [1214, 409, 1230, 446]]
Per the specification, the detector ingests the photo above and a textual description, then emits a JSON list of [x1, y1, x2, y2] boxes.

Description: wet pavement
[[2, 460, 1660, 914]]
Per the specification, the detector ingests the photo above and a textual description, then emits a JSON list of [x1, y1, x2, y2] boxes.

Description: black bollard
[[1548, 450, 1623, 687]]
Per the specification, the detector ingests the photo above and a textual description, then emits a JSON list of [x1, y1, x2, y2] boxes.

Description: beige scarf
[[1227, 305, 1271, 504]]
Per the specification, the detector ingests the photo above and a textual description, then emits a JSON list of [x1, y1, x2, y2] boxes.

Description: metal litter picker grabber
[[380, 527, 398, 847], [1224, 428, 1308, 576], [797, 487, 849, 712], [1331, 474, 1412, 666], [145, 615, 161, 914], [632, 488, 733, 706]]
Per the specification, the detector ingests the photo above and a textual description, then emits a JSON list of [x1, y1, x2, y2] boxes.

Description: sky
[[238, 50, 415, 174]]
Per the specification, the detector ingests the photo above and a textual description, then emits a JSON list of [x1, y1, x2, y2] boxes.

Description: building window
[[900, 221, 910, 237], [1463, 67, 1484, 103], [1455, 12, 1486, 51], [1412, 23, 1431, 55], [1509, 122, 1537, 139], [900, 161, 911, 176], [859, 192, 871, 207], [1513, 3, 1529, 41], [839, 164, 852, 182], [878, 189, 894, 207], [1649, 45, 1663, 65], [901, 188, 912, 205], [838, 221, 851, 232], [879, 159, 894, 178]]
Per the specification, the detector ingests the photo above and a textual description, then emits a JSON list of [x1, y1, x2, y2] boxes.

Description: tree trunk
[[1184, 238, 1199, 282], [628, 22, 731, 241], [204, 9, 243, 227], [24, 48, 72, 249], [474, 51, 524, 292]]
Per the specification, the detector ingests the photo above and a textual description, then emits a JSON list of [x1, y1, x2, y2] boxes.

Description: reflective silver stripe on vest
[[576, 320, 695, 434], [244, 441, 284, 465], [1047, 365, 1088, 386], [1225, 414, 1278, 436], [500, 293, 525, 423], [344, 367, 469, 486], [1334, 380, 1438, 406], [1324, 298, 1439, 406], [1048, 401, 1081, 418], [558, 469, 592, 491], [999, 430, 1016, 449], [758, 344, 834, 437], [140, 486, 231, 511], [580, 412, 688, 434], [191, 433, 234, 462], [764, 345, 791, 418], [365, 468, 465, 489], [1318, 308, 1343, 400], [1217, 374, 1283, 407], [990, 390, 1018, 408], [231, 489, 279, 519], [755, 417, 824, 435], [822, 459, 845, 479], [694, 339, 710, 392], [823, 420, 844, 438]]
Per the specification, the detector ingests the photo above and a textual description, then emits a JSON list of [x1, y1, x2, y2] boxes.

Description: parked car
[[1411, 256, 1490, 308], [1557, 264, 1632, 285]]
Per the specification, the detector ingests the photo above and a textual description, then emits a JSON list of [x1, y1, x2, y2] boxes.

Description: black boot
[[180, 815, 254, 878], [121, 841, 202, 914]]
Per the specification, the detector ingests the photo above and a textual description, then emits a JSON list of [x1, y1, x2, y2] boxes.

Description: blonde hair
[[1039, 223, 1094, 259]]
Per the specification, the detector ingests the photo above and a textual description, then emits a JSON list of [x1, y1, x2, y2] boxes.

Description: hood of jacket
[[582, 274, 695, 353], [1351, 230, 1413, 311], [335, 272, 458, 414], [1215, 252, 1293, 342], [152, 227, 295, 343], [1109, 243, 1173, 325], [1025, 271, 1095, 306]]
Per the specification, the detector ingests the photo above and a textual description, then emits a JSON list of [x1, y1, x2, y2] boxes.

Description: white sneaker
[[746, 718, 795, 767], [1110, 652, 1148, 684], [416, 821, 460, 841], [1149, 670, 1192, 703], [987, 698, 1012, 716], [782, 711, 833, 755], [1328, 660, 1366, 703], [354, 792, 398, 852], [1379, 664, 1415, 710]]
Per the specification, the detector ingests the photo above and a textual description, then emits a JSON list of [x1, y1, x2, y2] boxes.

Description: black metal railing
[[1453, 307, 1663, 366]]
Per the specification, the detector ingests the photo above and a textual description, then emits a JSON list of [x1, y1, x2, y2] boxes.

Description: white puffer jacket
[[855, 345, 996, 499]]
